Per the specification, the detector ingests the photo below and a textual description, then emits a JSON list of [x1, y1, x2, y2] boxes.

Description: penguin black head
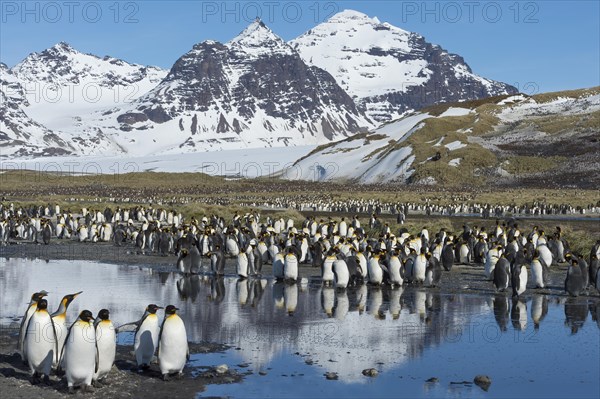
[[31, 290, 49, 302], [165, 305, 179, 315], [37, 298, 48, 310], [79, 310, 94, 322], [146, 304, 163, 314], [63, 291, 83, 306], [97, 309, 110, 321]]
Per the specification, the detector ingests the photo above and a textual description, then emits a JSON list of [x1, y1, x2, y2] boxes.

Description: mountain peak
[[48, 41, 77, 54], [328, 9, 378, 23], [227, 19, 289, 55]]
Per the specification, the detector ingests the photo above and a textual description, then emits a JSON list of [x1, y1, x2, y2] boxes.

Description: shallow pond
[[0, 258, 598, 398]]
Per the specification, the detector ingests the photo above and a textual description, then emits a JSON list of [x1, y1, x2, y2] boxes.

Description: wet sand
[[1, 240, 599, 398]]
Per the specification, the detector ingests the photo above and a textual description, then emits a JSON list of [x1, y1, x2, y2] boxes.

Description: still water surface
[[0, 258, 598, 398]]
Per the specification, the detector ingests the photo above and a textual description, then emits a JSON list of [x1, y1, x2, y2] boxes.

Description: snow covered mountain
[[0, 62, 73, 158], [1, 42, 167, 158], [285, 87, 600, 187], [291, 10, 518, 122], [106, 20, 370, 154], [2, 12, 521, 160]]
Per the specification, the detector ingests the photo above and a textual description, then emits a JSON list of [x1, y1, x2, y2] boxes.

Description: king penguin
[[51, 291, 82, 367], [493, 256, 510, 292], [63, 310, 96, 393], [24, 298, 58, 384], [93, 309, 116, 385], [134, 304, 163, 370], [18, 290, 48, 363], [511, 261, 528, 298], [158, 305, 189, 380], [565, 259, 585, 297]]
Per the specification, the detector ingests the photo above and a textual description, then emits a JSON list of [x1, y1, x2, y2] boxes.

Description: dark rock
[[426, 377, 439, 383], [362, 368, 378, 377], [324, 372, 338, 380], [474, 375, 491, 391]]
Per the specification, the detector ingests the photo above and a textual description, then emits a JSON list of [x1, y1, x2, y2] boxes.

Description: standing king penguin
[[24, 298, 57, 385], [51, 291, 83, 368], [18, 290, 48, 363], [62, 310, 97, 393], [134, 304, 163, 369], [93, 309, 116, 385], [158, 305, 189, 380]]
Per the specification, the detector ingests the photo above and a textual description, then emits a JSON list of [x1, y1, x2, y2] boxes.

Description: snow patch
[[448, 158, 461, 167], [445, 141, 466, 151]]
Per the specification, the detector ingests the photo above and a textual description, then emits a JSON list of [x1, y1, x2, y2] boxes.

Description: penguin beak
[[73, 291, 83, 296]]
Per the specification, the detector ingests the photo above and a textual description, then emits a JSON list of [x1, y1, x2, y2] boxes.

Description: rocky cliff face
[[115, 20, 370, 153]]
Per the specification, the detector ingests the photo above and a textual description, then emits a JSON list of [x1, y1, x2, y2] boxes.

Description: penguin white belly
[[322, 257, 335, 284], [459, 245, 469, 264], [537, 245, 553, 267], [388, 257, 403, 286], [226, 238, 239, 256], [357, 254, 368, 278], [484, 253, 499, 280], [94, 322, 116, 381], [135, 315, 160, 366], [517, 266, 528, 295], [52, 315, 68, 367], [333, 259, 349, 289], [258, 242, 269, 262], [284, 254, 298, 280], [298, 241, 307, 263], [237, 253, 249, 278], [414, 255, 427, 282], [531, 260, 545, 288], [433, 245, 442, 261], [19, 304, 37, 361], [65, 321, 96, 387], [159, 316, 188, 375], [367, 258, 383, 284], [273, 254, 285, 279], [25, 312, 56, 375]]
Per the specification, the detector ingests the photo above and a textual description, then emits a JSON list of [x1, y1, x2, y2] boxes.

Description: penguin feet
[[42, 375, 51, 385], [81, 384, 94, 393], [139, 364, 150, 372], [176, 372, 184, 380], [68, 386, 75, 394], [31, 372, 40, 385], [162, 373, 171, 381]]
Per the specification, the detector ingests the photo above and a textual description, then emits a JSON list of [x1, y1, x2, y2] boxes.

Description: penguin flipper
[[116, 319, 142, 334]]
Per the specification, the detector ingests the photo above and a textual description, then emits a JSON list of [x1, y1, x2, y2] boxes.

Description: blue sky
[[1, 0, 598, 93]]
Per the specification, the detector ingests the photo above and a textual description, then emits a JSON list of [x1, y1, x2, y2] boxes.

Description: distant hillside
[[286, 87, 600, 188]]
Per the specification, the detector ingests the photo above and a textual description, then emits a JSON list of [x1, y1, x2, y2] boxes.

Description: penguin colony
[[1, 198, 598, 247], [3, 202, 599, 297], [11, 207, 600, 391], [19, 290, 188, 392]]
